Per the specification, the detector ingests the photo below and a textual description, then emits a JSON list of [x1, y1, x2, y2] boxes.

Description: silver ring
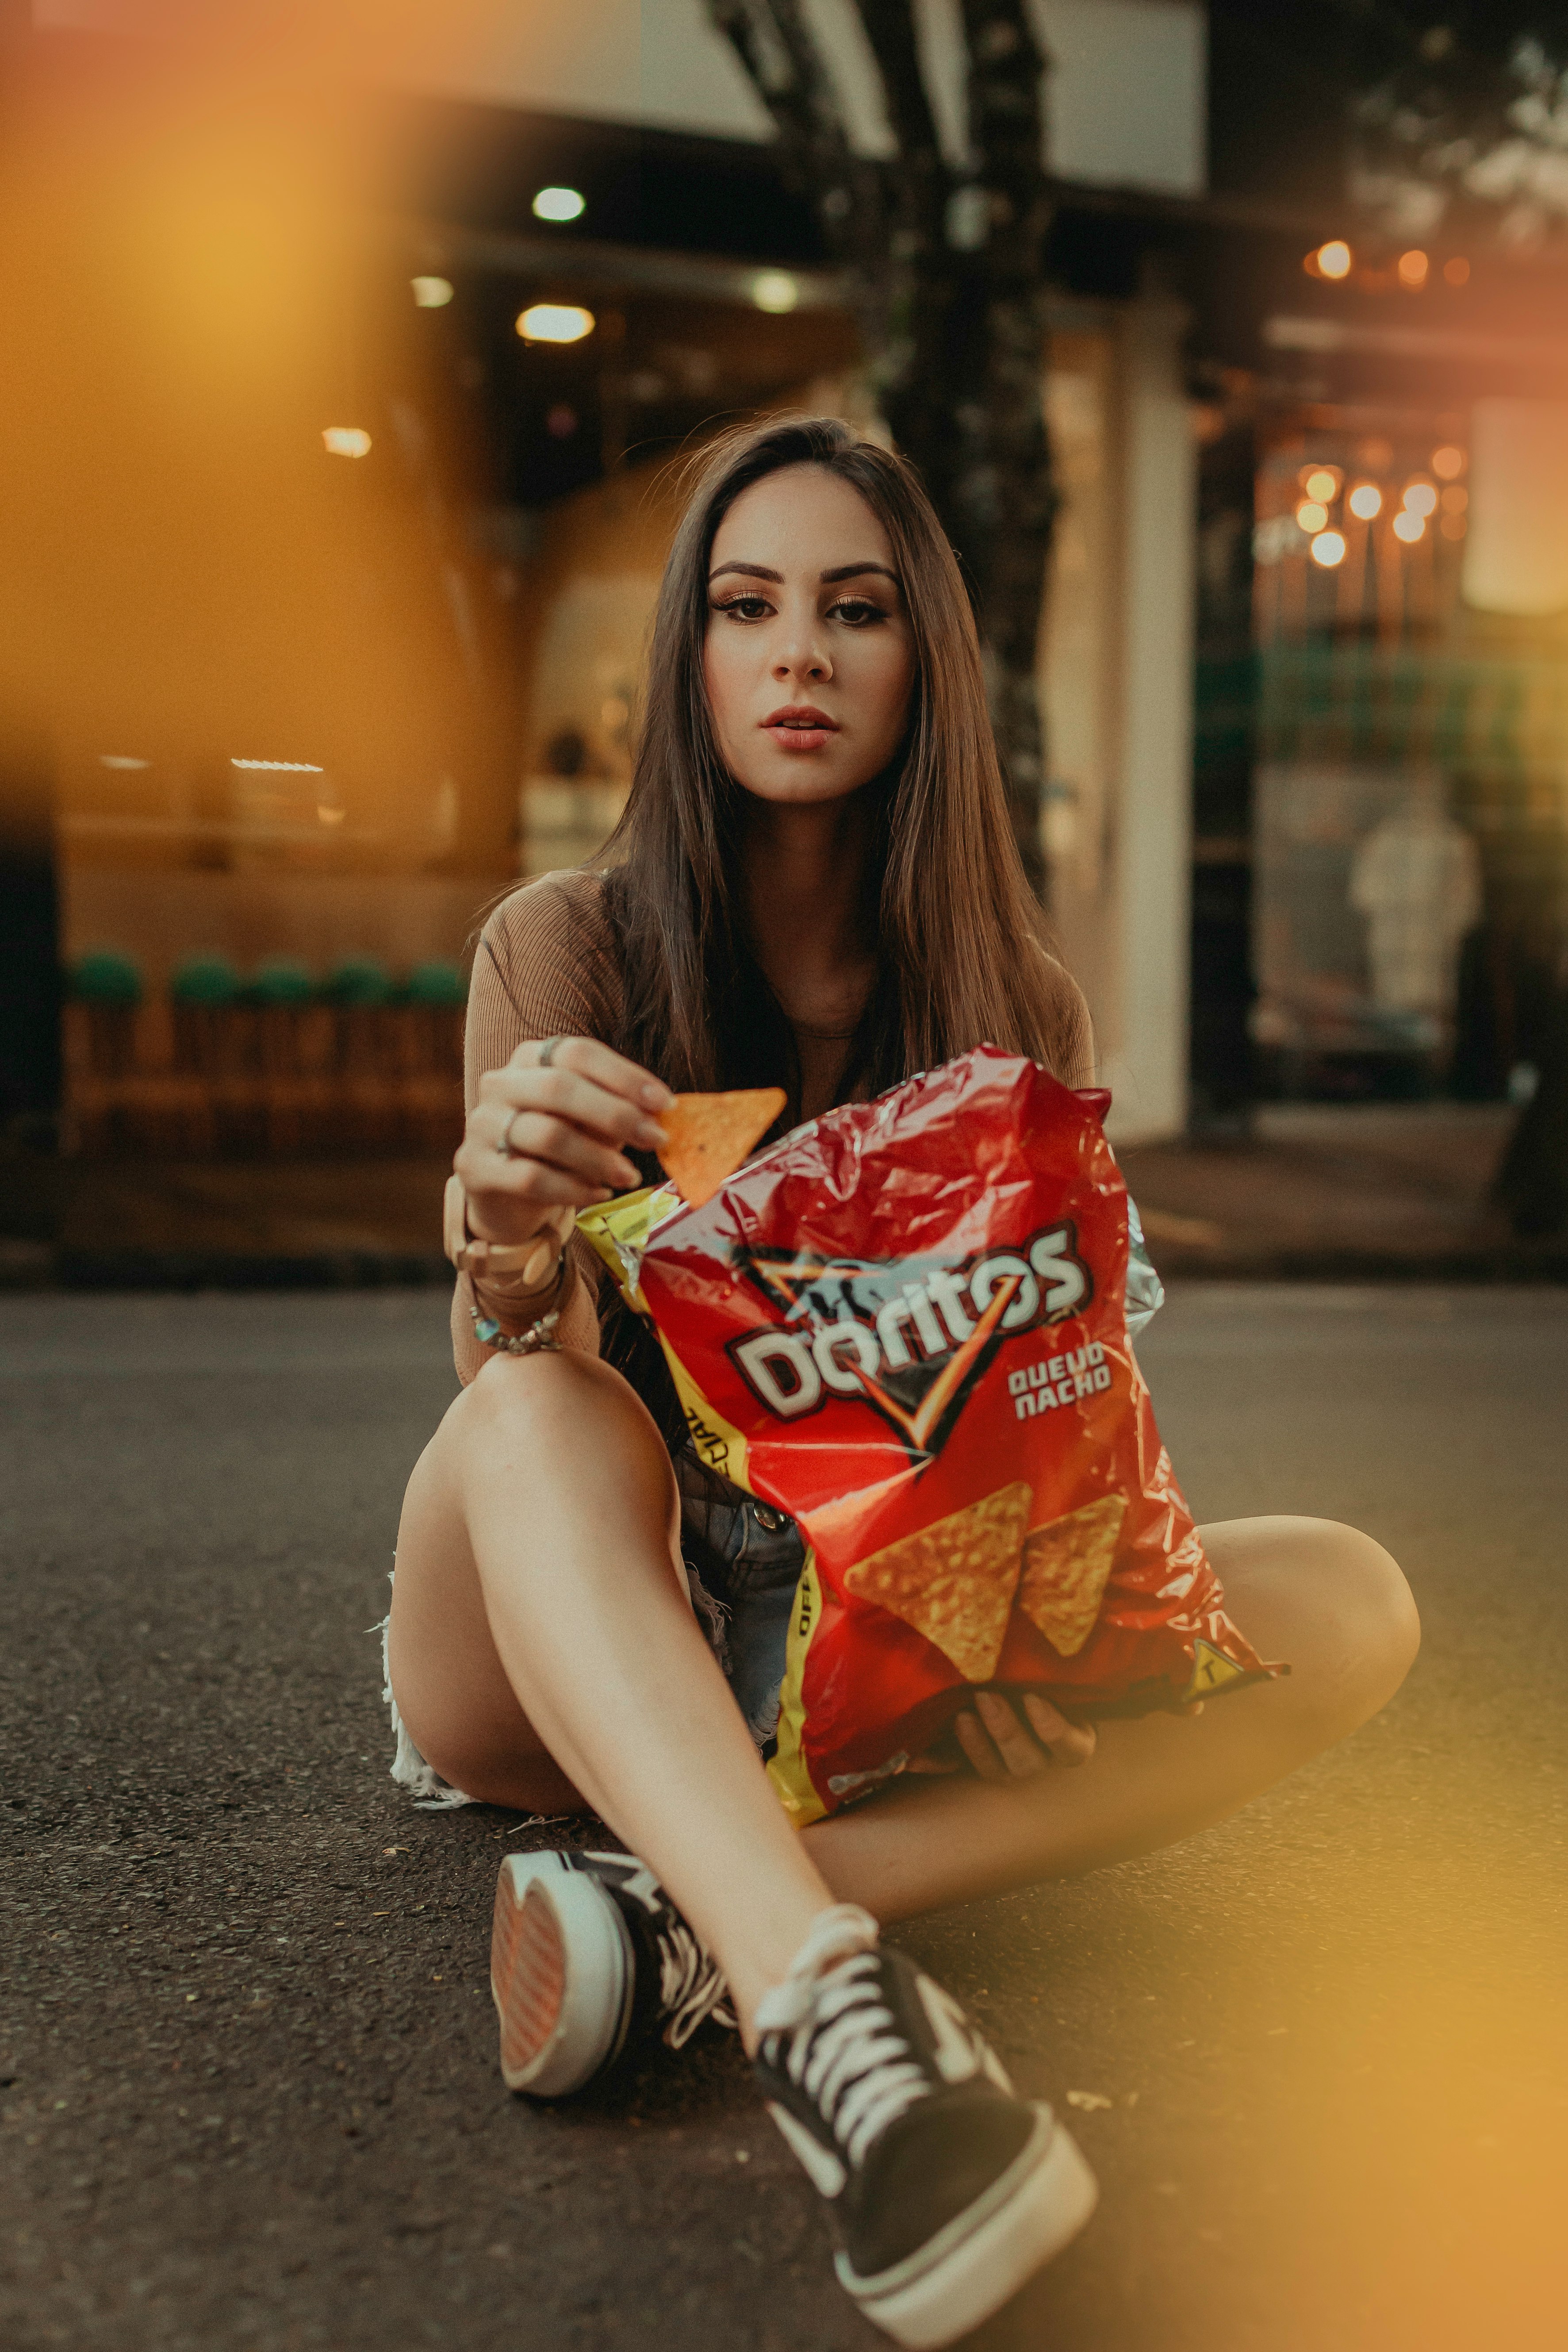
[[537, 1035, 566, 1068], [497, 1107, 527, 1158]]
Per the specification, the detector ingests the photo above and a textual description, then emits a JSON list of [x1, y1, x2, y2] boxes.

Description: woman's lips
[[763, 708, 839, 754]]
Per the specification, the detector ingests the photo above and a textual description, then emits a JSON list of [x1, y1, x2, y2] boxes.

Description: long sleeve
[[450, 872, 626, 1386]]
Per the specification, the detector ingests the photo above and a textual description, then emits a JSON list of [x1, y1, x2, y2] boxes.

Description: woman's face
[[703, 463, 916, 807]]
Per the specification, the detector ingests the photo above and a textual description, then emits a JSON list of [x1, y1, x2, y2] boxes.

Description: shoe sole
[[490, 1854, 635, 2098], [837, 2106, 1098, 2349]]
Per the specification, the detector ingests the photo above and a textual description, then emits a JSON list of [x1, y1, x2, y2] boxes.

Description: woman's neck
[[738, 791, 878, 1038]]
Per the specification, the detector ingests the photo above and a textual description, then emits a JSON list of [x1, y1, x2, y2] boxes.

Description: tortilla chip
[[658, 1087, 786, 1207], [1017, 1494, 1125, 1658], [843, 1481, 1032, 1683]]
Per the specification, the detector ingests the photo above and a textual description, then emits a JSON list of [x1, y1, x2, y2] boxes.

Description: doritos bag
[[580, 1046, 1280, 1826]]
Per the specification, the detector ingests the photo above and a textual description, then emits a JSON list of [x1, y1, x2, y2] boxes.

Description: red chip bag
[[580, 1046, 1281, 1825]]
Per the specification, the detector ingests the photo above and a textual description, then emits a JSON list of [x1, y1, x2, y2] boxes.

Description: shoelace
[[756, 1905, 933, 2171], [652, 1907, 737, 2047]]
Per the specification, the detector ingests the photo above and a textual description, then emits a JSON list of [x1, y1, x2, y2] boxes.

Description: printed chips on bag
[[579, 1046, 1279, 1826]]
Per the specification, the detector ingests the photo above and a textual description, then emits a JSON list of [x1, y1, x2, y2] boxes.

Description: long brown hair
[[602, 414, 1079, 1114]]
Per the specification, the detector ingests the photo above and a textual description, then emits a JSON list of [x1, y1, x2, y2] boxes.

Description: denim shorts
[[381, 1453, 805, 1811], [675, 1451, 805, 1757]]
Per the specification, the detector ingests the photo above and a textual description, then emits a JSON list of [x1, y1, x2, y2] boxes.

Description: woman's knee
[[1276, 1519, 1420, 1738]]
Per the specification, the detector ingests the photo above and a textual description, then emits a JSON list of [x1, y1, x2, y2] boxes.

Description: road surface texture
[[2, 1285, 1564, 2352]]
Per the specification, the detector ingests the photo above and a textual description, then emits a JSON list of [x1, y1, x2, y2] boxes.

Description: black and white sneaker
[[753, 1906, 1097, 2349], [491, 1849, 735, 2098]]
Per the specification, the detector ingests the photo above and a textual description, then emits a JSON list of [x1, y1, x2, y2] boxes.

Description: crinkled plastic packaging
[[580, 1047, 1280, 1826]]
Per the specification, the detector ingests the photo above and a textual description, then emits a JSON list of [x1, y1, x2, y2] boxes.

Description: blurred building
[[8, 1, 1568, 1195]]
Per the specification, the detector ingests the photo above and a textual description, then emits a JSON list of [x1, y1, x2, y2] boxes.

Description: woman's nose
[[773, 637, 831, 683]]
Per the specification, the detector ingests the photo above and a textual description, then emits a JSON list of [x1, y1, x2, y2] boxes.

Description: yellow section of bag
[[575, 1183, 683, 1310], [655, 1333, 751, 1491], [767, 1553, 827, 1828]]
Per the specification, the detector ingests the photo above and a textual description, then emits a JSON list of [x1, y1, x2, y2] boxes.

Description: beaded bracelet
[[471, 1251, 569, 1356]]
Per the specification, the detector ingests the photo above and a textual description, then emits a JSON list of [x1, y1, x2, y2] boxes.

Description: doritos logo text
[[726, 1223, 1092, 1457]]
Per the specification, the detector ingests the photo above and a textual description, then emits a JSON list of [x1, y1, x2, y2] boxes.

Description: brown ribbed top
[[452, 868, 1094, 1386]]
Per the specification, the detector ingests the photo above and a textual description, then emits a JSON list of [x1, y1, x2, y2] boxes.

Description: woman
[[387, 416, 1418, 2348]]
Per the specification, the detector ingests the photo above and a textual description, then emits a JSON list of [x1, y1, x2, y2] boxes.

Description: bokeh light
[[1443, 256, 1470, 285], [1392, 510, 1426, 544], [1441, 513, 1468, 539], [532, 186, 586, 223], [1296, 500, 1329, 533], [1441, 485, 1468, 514], [516, 303, 595, 344], [1397, 249, 1429, 288], [1310, 531, 1346, 568], [410, 275, 452, 309], [321, 426, 370, 457], [1403, 481, 1438, 518], [1432, 445, 1466, 479], [1303, 467, 1339, 503], [1311, 240, 1352, 279], [1348, 483, 1383, 520], [751, 270, 800, 314]]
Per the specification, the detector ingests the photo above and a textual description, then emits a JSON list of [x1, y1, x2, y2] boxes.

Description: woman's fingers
[[455, 1154, 609, 1212], [509, 1035, 673, 1117], [479, 1063, 668, 1157], [952, 1708, 1010, 1783], [483, 1106, 640, 1193], [974, 1691, 1050, 1780], [1022, 1692, 1097, 1767]]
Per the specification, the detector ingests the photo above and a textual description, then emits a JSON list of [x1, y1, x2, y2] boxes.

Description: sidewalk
[[1120, 1104, 1568, 1281], [1, 1105, 1562, 1290]]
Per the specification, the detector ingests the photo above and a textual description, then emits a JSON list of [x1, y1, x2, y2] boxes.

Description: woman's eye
[[715, 595, 770, 621], [829, 599, 886, 626]]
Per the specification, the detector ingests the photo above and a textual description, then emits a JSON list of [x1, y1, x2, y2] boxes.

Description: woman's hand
[[454, 1036, 673, 1248], [908, 1687, 1203, 1784]]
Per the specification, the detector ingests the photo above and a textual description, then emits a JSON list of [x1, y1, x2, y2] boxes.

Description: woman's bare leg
[[801, 1516, 1420, 1921], [393, 1360, 1418, 2014], [389, 1350, 839, 2034]]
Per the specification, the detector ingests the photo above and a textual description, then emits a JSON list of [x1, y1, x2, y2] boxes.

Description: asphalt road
[[3, 1285, 1565, 2352]]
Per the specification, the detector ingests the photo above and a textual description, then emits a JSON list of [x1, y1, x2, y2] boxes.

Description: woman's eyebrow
[[707, 560, 900, 585]]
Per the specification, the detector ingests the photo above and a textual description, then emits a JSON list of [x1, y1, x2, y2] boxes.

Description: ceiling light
[[322, 427, 371, 458], [517, 303, 595, 344], [411, 275, 453, 309], [751, 271, 799, 314]]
